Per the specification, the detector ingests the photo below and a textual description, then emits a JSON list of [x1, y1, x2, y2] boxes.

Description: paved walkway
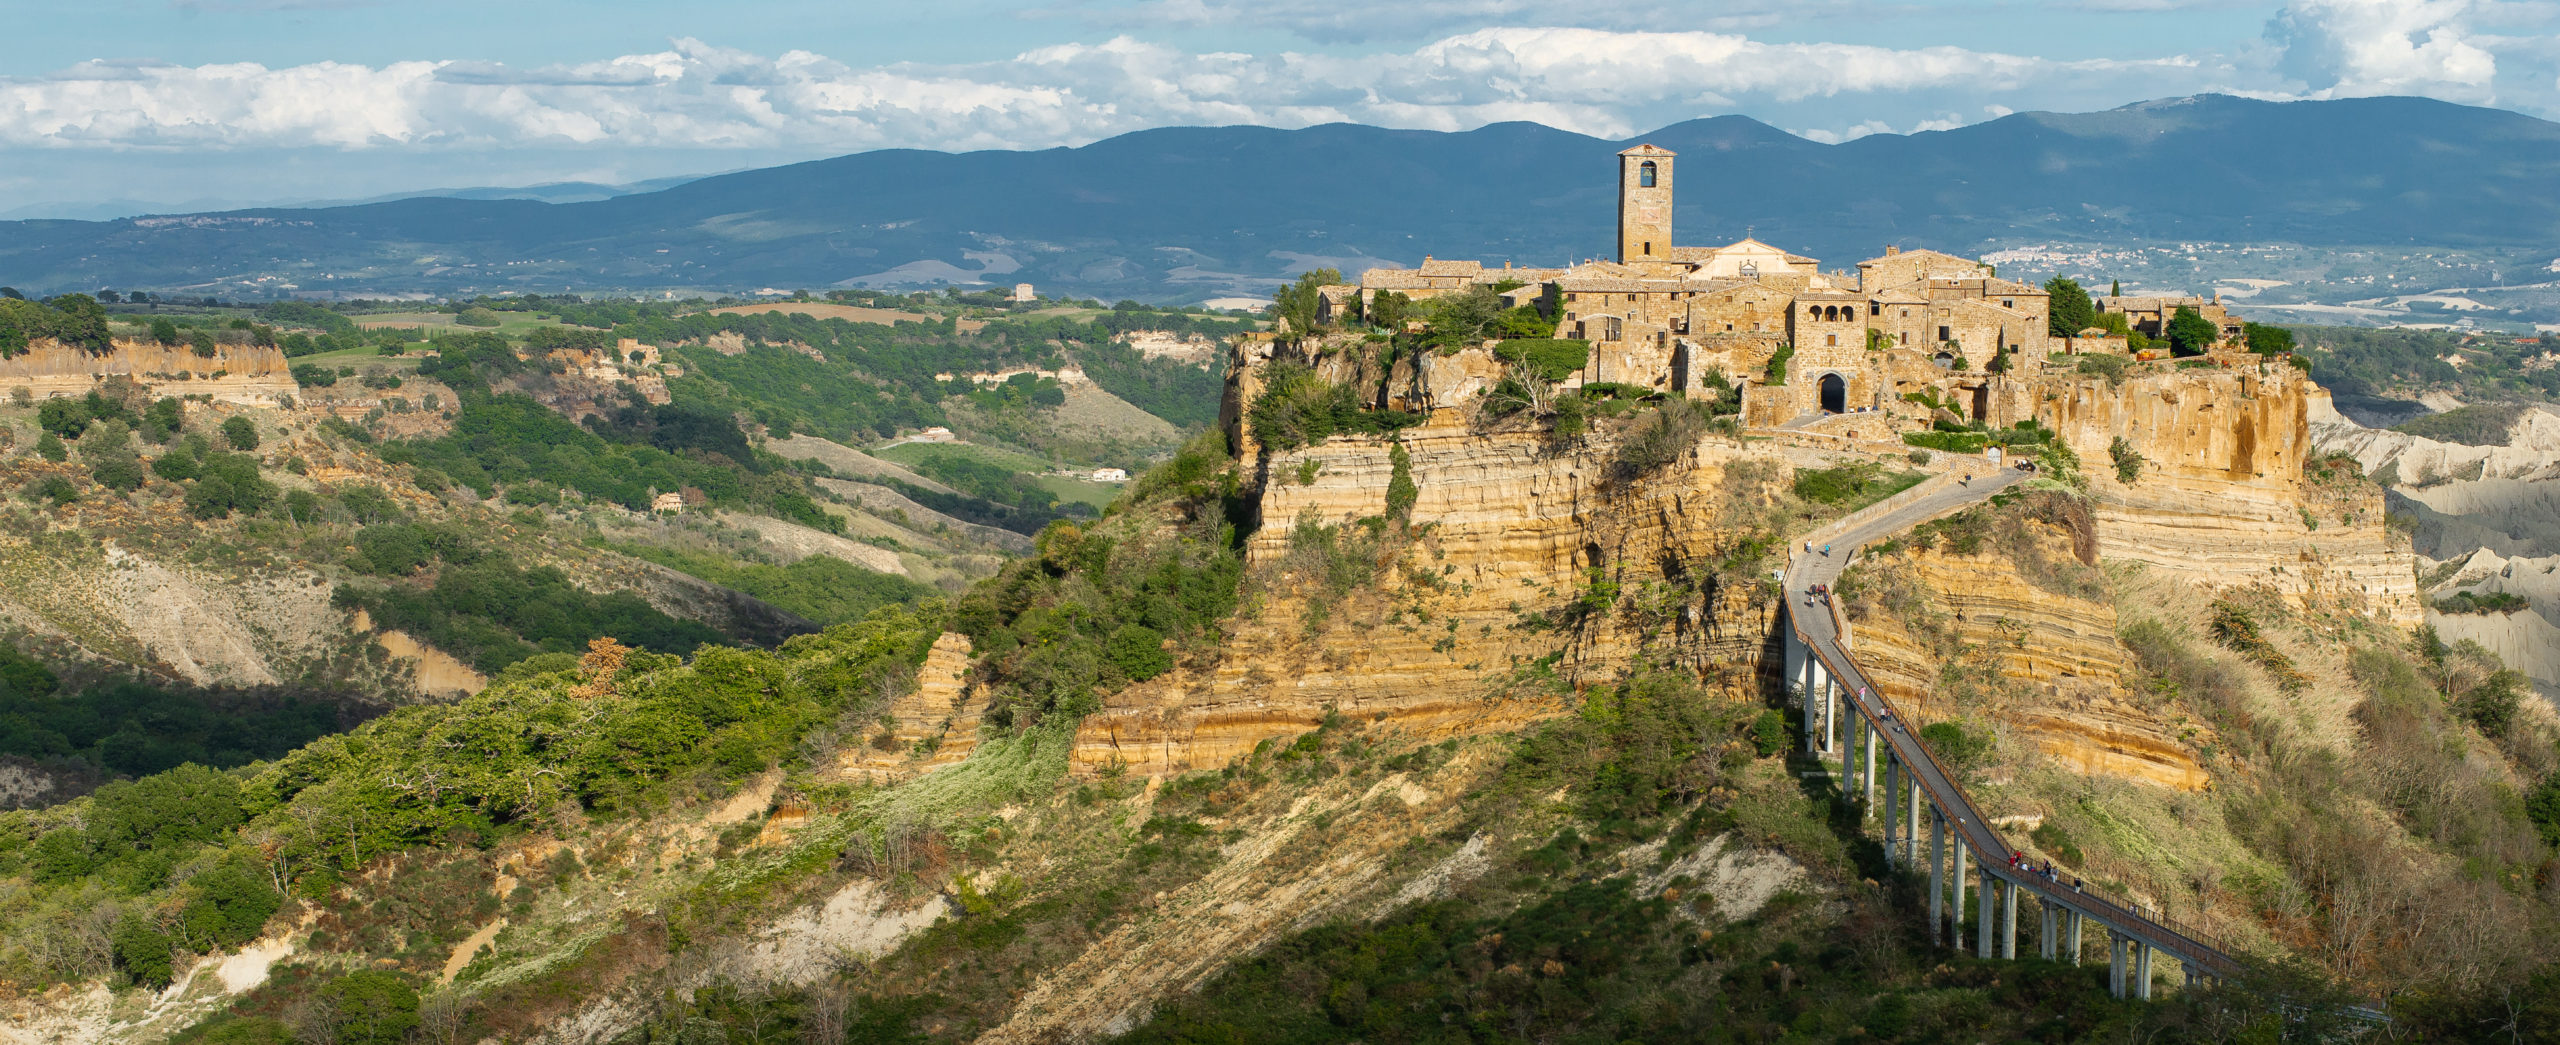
[[1783, 465, 2241, 980]]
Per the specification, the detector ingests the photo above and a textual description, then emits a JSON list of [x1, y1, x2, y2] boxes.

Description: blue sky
[[1, 0, 2552, 213]]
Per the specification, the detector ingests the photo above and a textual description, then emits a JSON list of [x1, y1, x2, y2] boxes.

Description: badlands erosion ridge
[[0, 147, 2549, 1045]]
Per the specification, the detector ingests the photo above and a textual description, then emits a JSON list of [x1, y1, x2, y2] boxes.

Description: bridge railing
[[1791, 625, 2240, 972], [1780, 476, 2246, 976]]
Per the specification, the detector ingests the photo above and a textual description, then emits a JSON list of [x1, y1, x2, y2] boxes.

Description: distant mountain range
[[3, 94, 2558, 303], [0, 174, 715, 224]]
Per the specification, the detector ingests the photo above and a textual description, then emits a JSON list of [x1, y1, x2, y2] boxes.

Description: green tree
[[1271, 269, 1341, 340], [2243, 321, 2296, 356], [111, 916, 174, 989], [2043, 276, 2096, 337], [220, 415, 259, 451], [1106, 624, 1173, 682], [1385, 440, 1418, 522], [34, 431, 66, 463], [319, 971, 420, 1045], [42, 294, 111, 352], [36, 397, 89, 439], [149, 319, 180, 346], [188, 331, 217, 358], [2166, 306, 2218, 357]]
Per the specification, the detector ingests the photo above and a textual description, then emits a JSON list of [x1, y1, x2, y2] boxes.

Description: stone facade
[[1353, 144, 2062, 423], [2101, 295, 2243, 342]]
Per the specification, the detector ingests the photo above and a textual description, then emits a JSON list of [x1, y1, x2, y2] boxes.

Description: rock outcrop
[[2044, 365, 2420, 626], [840, 632, 983, 783], [1841, 541, 2211, 791], [0, 338, 296, 406]]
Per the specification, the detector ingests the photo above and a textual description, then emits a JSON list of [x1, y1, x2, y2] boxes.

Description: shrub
[[1902, 430, 1987, 454], [91, 456, 146, 492], [220, 415, 259, 451], [317, 970, 420, 1045], [454, 307, 503, 328], [1246, 362, 1415, 452], [1106, 624, 1174, 682], [22, 475, 76, 506], [188, 331, 216, 358], [2109, 436, 2143, 484], [2433, 590, 2529, 616], [2030, 822, 2084, 866], [36, 397, 88, 439], [1385, 441, 1417, 522], [111, 915, 174, 989], [1751, 708, 1788, 757], [1762, 342, 1794, 385], [290, 363, 338, 388], [1492, 339, 1590, 382], [34, 430, 66, 462], [1918, 720, 1993, 775], [1615, 401, 1709, 476]]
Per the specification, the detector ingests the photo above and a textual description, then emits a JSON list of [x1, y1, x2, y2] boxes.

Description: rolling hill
[[3, 94, 2558, 301]]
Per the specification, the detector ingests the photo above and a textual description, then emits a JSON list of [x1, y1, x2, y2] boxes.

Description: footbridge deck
[[1780, 464, 2244, 996]]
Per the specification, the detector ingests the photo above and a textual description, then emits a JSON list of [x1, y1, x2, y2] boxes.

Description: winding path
[[1781, 463, 2243, 992]]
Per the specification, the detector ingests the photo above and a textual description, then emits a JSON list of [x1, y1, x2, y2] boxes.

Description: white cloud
[[2270, 0, 2502, 100], [0, 27, 2215, 156]]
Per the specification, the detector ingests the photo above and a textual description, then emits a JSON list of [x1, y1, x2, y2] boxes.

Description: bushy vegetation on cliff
[[2298, 325, 2560, 403], [0, 612, 939, 993]]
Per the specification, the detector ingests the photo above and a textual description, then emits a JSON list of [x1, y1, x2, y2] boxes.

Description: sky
[[0, 0, 2554, 215]]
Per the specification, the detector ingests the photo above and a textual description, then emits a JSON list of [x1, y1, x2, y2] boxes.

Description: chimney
[[1886, 245, 1900, 256]]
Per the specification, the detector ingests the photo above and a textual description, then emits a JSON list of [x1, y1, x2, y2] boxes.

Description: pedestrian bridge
[[1779, 465, 2241, 999]]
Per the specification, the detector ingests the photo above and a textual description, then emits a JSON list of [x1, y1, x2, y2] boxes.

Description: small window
[[1639, 160, 1657, 188], [1938, 325, 1951, 341], [2003, 300, 2015, 309], [1643, 241, 1652, 256], [1826, 334, 1838, 346]]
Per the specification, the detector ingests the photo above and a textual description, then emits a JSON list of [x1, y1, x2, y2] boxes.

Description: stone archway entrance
[[1819, 372, 1846, 414]]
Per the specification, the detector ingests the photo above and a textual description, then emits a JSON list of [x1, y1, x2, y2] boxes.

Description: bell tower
[[1618, 144, 1675, 265]]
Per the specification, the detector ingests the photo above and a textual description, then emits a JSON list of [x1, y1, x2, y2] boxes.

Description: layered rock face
[[1841, 544, 2210, 791], [1074, 421, 1780, 778], [0, 338, 297, 406], [840, 632, 982, 783], [2043, 366, 2420, 626]]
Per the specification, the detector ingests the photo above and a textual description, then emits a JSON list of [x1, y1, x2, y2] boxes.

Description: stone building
[[1354, 144, 2059, 423], [2100, 295, 2242, 342]]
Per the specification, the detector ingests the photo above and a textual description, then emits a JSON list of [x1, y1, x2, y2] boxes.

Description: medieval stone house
[[1353, 144, 2065, 423]]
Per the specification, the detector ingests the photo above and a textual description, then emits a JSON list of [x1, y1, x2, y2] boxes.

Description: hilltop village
[[1229, 142, 2414, 634], [1327, 144, 2249, 432]]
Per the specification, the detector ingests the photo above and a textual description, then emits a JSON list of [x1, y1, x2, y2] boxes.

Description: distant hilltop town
[[1327, 143, 2251, 427]]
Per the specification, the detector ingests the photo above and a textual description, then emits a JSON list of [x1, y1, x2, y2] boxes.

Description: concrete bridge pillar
[[1882, 758, 1899, 863], [1928, 814, 1945, 946], [1862, 719, 1877, 810], [2136, 943, 2154, 1000], [1904, 778, 1921, 867], [2109, 935, 2127, 998], [2039, 898, 2055, 959], [2068, 911, 2083, 967], [1976, 867, 1995, 957], [1999, 878, 2017, 959], [1840, 704, 1857, 790], [1821, 674, 1837, 755], [1950, 835, 1968, 949]]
